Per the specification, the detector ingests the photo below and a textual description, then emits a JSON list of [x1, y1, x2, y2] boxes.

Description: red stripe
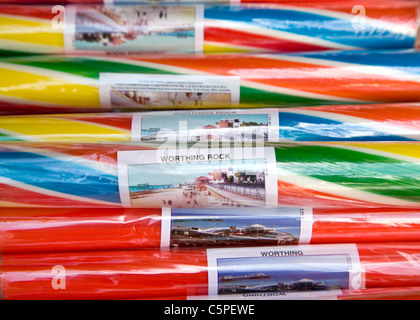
[[0, 5, 57, 20], [204, 26, 330, 52]]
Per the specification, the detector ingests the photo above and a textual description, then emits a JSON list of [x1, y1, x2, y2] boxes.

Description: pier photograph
[[217, 254, 350, 294], [74, 5, 196, 52], [127, 158, 267, 208], [140, 113, 269, 142], [170, 207, 300, 247]]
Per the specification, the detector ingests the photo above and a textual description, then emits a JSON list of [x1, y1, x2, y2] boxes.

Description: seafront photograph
[[217, 254, 350, 294], [140, 113, 269, 141], [110, 91, 231, 108], [74, 5, 196, 52], [170, 207, 300, 247], [127, 159, 267, 208]]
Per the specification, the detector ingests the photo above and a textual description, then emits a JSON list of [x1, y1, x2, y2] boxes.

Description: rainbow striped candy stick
[[0, 141, 419, 208], [0, 50, 420, 114], [0, 1, 417, 55], [0, 103, 420, 142]]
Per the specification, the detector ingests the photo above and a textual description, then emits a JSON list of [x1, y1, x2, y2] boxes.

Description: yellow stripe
[[0, 117, 131, 142], [0, 15, 63, 47], [203, 43, 253, 53], [347, 143, 420, 159], [0, 67, 100, 108]]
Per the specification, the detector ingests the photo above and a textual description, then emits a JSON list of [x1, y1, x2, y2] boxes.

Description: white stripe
[[0, 176, 119, 206]]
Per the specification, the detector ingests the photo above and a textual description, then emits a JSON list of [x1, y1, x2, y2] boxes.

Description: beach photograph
[[217, 254, 350, 294], [127, 158, 267, 208], [74, 5, 197, 52], [110, 90, 231, 108], [170, 207, 300, 248], [140, 113, 269, 142]]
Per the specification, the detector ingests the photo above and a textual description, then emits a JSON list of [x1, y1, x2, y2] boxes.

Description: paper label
[[64, 5, 203, 54], [99, 74, 240, 109], [207, 244, 363, 296], [117, 147, 278, 208], [160, 207, 313, 249], [131, 108, 278, 142], [187, 290, 342, 300]]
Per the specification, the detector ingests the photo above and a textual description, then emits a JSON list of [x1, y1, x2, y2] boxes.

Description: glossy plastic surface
[[1, 207, 420, 254], [0, 1, 417, 55], [1, 103, 420, 142], [2, 242, 420, 300], [0, 50, 420, 114], [0, 141, 419, 208]]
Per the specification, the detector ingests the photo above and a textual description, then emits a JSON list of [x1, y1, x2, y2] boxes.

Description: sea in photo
[[217, 254, 350, 294], [170, 207, 301, 247], [127, 158, 267, 208]]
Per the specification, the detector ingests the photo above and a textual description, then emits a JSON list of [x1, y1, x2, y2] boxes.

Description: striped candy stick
[[0, 50, 420, 114], [2, 242, 420, 300], [0, 1, 417, 55], [0, 142, 419, 208], [1, 206, 420, 254], [0, 103, 420, 142]]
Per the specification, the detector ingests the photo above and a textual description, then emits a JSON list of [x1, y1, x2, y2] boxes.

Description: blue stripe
[[204, 7, 415, 49], [295, 50, 420, 75], [0, 150, 121, 203], [278, 112, 415, 141]]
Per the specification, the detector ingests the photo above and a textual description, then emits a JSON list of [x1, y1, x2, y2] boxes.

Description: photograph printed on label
[[127, 158, 267, 208], [74, 5, 196, 52], [216, 254, 351, 295], [140, 113, 269, 142], [170, 207, 301, 248], [111, 90, 232, 108]]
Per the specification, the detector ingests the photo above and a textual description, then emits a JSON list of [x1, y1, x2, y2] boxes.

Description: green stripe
[[240, 87, 334, 106], [274, 145, 420, 202], [0, 133, 23, 142], [0, 49, 39, 57], [2, 56, 180, 79], [1, 56, 358, 107]]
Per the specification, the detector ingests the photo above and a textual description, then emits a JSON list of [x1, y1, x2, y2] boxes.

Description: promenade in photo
[[128, 160, 267, 208]]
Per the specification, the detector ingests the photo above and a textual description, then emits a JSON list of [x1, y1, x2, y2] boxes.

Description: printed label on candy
[[99, 74, 240, 109], [131, 108, 278, 142], [64, 5, 204, 54], [187, 290, 342, 300], [160, 207, 313, 248], [117, 147, 277, 208], [207, 244, 363, 297]]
